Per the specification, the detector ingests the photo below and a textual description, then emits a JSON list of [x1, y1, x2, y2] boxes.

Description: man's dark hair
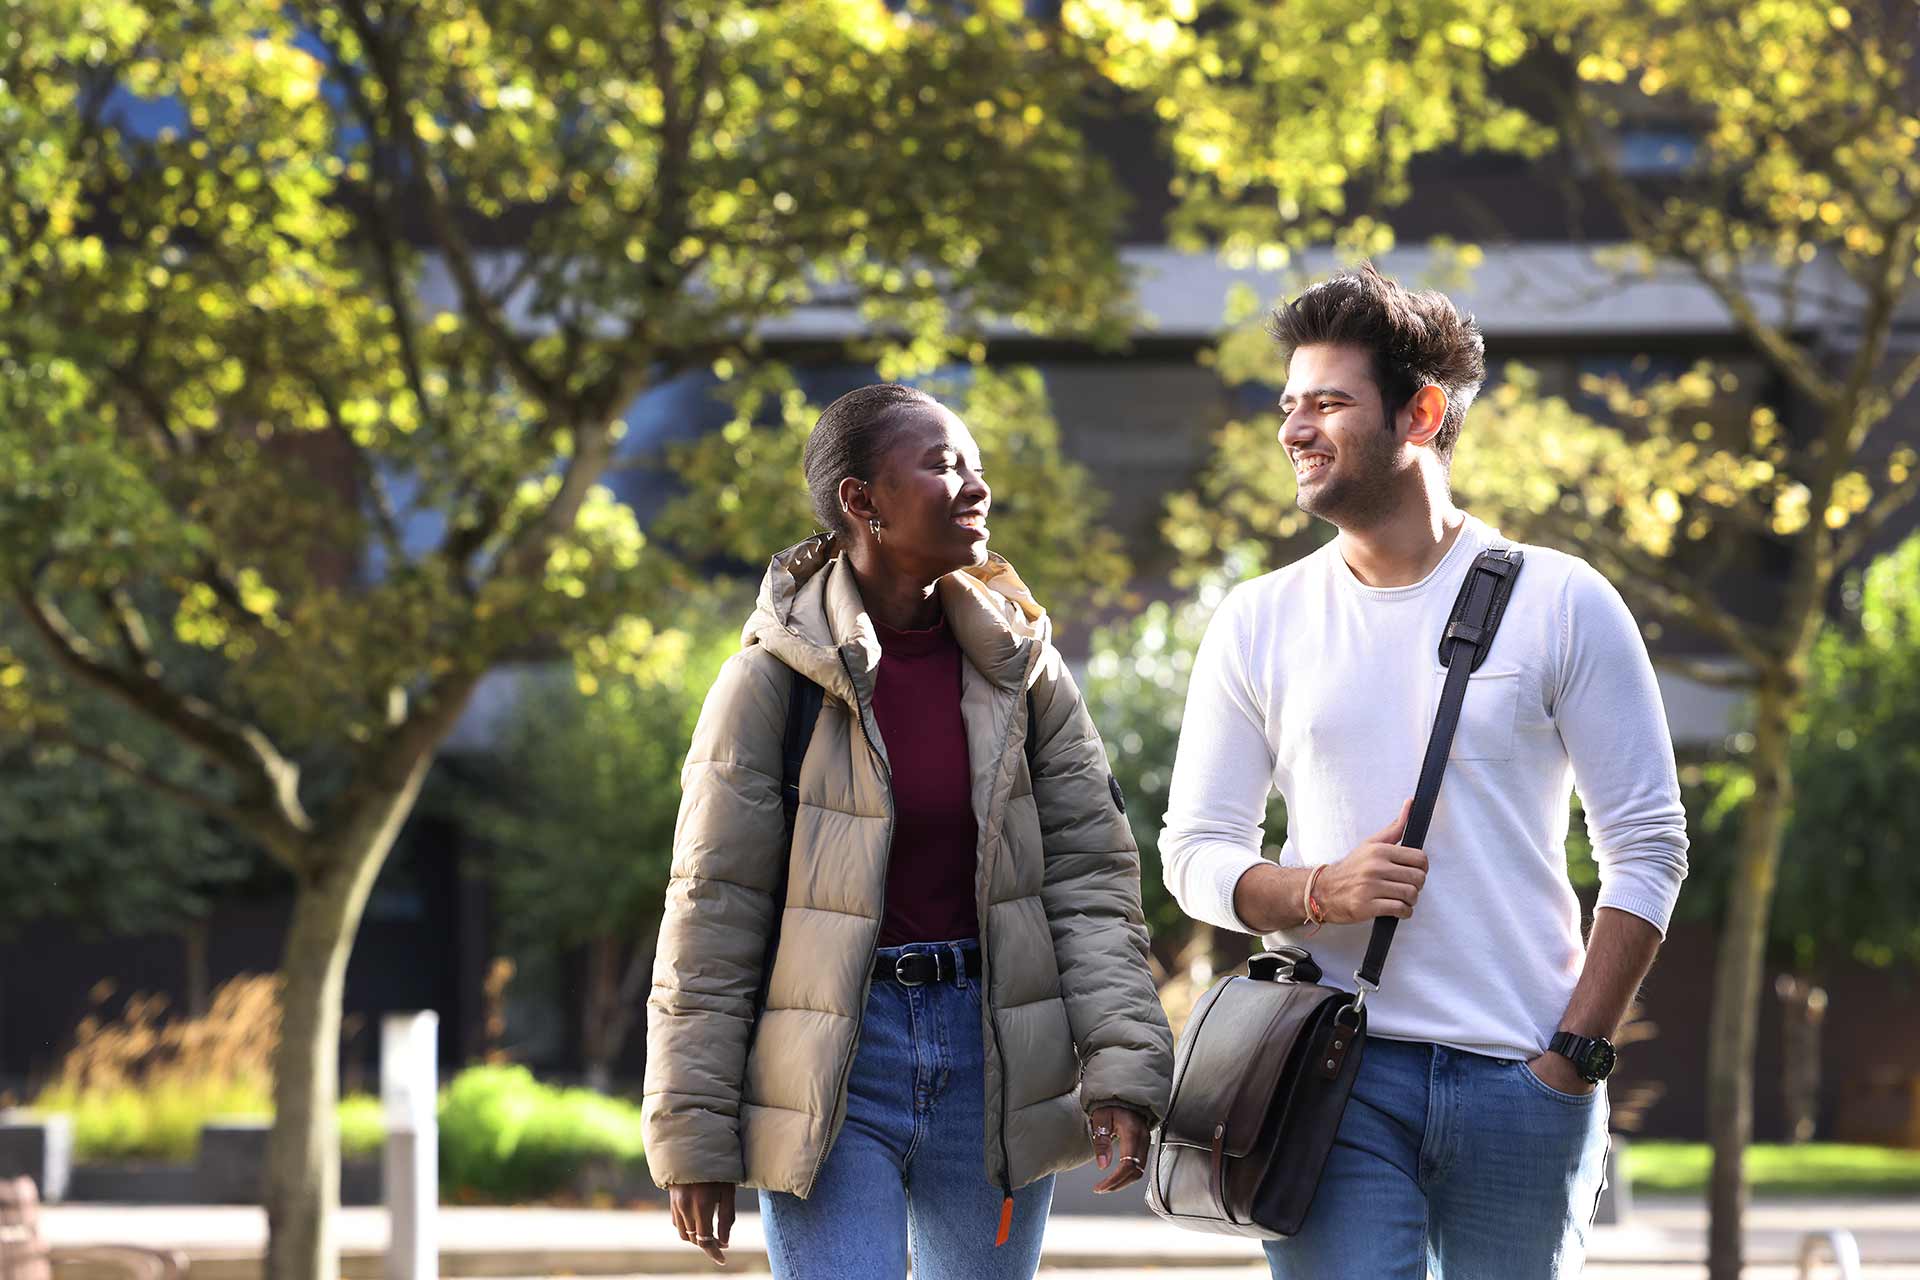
[[803, 382, 941, 536], [1267, 264, 1486, 456]]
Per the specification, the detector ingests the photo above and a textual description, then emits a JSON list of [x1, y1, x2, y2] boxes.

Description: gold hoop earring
[[869, 517, 883, 543]]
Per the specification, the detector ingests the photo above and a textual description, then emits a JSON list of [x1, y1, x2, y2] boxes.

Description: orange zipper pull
[[994, 1194, 1014, 1247]]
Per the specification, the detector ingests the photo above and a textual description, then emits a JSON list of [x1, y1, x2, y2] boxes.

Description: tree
[[0, 4, 1137, 1276], [655, 363, 1133, 630], [460, 601, 737, 1092], [1683, 534, 1920, 1140], [1127, 3, 1920, 1271], [1684, 533, 1920, 977], [0, 692, 257, 1018], [1082, 563, 1287, 972]]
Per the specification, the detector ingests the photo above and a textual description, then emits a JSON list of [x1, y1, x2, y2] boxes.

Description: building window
[[1612, 128, 1700, 177]]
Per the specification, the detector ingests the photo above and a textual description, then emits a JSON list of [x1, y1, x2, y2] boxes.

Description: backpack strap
[[1025, 687, 1039, 773], [1353, 546, 1524, 999], [757, 668, 823, 1013], [781, 670, 824, 830]]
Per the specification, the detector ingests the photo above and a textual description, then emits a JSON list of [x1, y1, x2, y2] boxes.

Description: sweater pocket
[[1434, 667, 1520, 763]]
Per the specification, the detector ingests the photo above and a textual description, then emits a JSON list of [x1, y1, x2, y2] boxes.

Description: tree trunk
[[1776, 973, 1827, 1145], [182, 917, 211, 1020], [263, 742, 449, 1280], [582, 936, 620, 1094], [263, 865, 376, 1280], [580, 933, 653, 1093], [1706, 676, 1796, 1280]]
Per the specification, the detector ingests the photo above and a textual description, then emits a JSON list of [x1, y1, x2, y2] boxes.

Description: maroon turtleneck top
[[870, 616, 981, 946]]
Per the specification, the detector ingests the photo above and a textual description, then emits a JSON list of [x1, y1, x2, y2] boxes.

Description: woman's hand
[[1088, 1104, 1152, 1194], [669, 1182, 736, 1265]]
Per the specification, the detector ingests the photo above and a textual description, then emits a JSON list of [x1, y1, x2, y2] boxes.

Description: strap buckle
[[1348, 973, 1380, 1018], [1476, 548, 1519, 577], [894, 953, 939, 987]]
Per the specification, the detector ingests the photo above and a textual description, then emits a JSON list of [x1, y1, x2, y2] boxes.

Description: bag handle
[[1352, 546, 1524, 1000]]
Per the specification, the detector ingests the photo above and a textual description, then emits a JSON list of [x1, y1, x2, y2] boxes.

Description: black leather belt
[[872, 949, 982, 987]]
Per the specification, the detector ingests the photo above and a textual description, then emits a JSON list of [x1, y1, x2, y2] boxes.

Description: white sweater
[[1160, 516, 1689, 1061]]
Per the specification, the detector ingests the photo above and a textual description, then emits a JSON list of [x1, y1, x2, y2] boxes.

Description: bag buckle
[[1347, 973, 1379, 1020]]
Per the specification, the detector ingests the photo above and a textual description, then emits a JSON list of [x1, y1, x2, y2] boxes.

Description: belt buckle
[[894, 954, 930, 987]]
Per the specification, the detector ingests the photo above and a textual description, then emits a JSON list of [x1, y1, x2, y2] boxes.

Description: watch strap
[[1548, 1030, 1613, 1082]]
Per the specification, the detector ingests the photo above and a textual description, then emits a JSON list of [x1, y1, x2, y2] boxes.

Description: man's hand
[[669, 1183, 736, 1266], [1315, 799, 1426, 923], [1088, 1105, 1152, 1194], [1525, 1050, 1597, 1097]]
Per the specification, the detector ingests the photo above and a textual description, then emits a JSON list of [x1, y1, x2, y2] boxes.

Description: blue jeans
[[759, 941, 1055, 1280], [1264, 1037, 1609, 1280]]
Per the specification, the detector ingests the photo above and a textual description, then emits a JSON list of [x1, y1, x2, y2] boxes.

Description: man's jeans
[[1264, 1037, 1609, 1280], [759, 941, 1054, 1280]]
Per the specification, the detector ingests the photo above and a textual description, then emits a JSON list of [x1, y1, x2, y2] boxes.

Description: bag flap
[[1161, 977, 1339, 1158]]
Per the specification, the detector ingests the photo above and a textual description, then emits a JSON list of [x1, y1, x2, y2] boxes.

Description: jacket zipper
[[804, 649, 893, 1196], [988, 650, 1044, 1243], [807, 646, 1030, 1243]]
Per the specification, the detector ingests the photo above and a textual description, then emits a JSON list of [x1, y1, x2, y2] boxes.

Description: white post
[[382, 1011, 439, 1280]]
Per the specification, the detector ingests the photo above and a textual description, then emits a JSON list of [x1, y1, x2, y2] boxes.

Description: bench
[[0, 1178, 187, 1280]]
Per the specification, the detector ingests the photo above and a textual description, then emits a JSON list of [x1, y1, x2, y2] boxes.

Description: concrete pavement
[[36, 1194, 1920, 1278]]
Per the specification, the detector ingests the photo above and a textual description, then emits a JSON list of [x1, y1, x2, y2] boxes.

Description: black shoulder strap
[[1354, 546, 1524, 993], [781, 670, 824, 829], [758, 668, 823, 1013]]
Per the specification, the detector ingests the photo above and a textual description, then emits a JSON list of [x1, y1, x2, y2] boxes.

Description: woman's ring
[[1092, 1126, 1114, 1139], [1121, 1155, 1145, 1169]]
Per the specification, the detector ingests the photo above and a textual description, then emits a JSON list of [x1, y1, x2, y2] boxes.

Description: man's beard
[[1295, 412, 1402, 530]]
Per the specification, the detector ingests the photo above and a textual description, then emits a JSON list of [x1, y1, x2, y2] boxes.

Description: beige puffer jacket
[[643, 535, 1172, 1195]]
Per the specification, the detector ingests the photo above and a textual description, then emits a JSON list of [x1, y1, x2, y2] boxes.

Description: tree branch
[[343, 432, 409, 569], [12, 587, 313, 847], [303, 369, 407, 569], [34, 724, 272, 845], [1817, 225, 1918, 501], [1654, 654, 1760, 691], [1889, 343, 1920, 404], [573, 0, 719, 417], [98, 587, 162, 680], [1835, 468, 1920, 567], [1558, 94, 1842, 411], [335, 0, 563, 411], [313, 23, 445, 442], [100, 365, 289, 639], [1552, 527, 1777, 669], [329, 420, 625, 850], [503, 423, 620, 579]]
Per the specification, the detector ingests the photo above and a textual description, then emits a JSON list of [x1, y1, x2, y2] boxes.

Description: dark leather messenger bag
[[1145, 546, 1524, 1238]]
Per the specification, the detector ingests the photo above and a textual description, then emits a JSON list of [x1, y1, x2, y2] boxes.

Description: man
[[1160, 265, 1689, 1279]]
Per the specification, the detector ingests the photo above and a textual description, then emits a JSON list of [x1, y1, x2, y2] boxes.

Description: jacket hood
[[742, 533, 1050, 706]]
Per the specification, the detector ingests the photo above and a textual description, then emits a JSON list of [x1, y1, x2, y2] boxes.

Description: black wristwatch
[[1549, 1031, 1618, 1083]]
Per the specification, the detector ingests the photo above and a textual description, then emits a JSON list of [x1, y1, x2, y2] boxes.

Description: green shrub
[[40, 1082, 384, 1164], [38, 1079, 270, 1163], [437, 1064, 646, 1202], [336, 1094, 387, 1159], [37, 1039, 640, 1200]]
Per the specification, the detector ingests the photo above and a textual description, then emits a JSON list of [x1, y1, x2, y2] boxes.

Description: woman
[[642, 383, 1173, 1278]]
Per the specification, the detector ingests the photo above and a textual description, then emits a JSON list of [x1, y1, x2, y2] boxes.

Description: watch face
[[1584, 1040, 1617, 1081]]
